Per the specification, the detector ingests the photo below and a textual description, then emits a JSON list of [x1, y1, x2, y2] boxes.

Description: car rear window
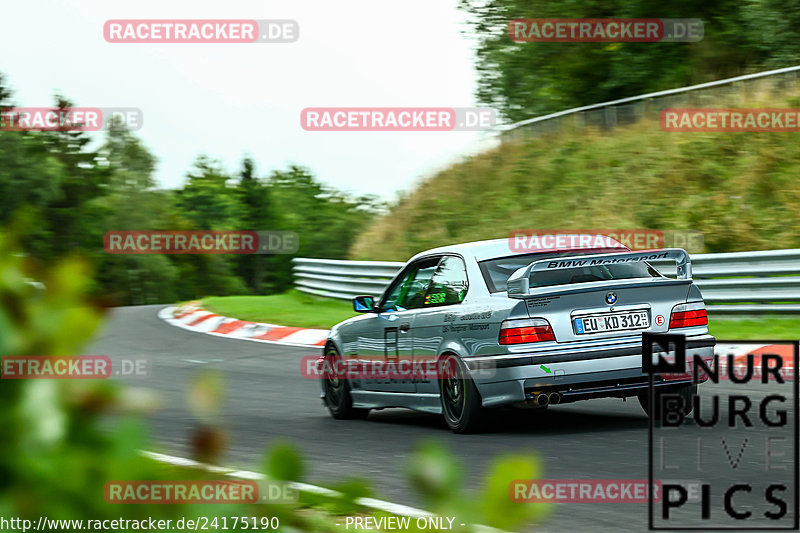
[[479, 248, 660, 293]]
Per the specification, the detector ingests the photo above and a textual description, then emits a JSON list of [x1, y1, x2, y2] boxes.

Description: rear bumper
[[466, 335, 715, 408]]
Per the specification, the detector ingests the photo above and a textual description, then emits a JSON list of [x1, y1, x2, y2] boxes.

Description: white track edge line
[[140, 450, 436, 518]]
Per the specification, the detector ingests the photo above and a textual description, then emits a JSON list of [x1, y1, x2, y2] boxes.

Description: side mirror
[[353, 295, 377, 313]]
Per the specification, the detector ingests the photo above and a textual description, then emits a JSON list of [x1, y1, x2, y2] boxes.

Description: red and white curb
[[158, 302, 329, 348], [716, 342, 796, 376], [157, 303, 793, 364]]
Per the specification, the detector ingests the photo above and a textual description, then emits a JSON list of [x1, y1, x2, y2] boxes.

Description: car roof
[[408, 235, 629, 263]]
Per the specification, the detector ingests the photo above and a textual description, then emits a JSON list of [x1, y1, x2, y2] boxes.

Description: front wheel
[[637, 384, 696, 420], [439, 354, 487, 433], [322, 346, 370, 420]]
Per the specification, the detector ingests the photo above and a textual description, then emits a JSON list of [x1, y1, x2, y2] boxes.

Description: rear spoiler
[[506, 248, 692, 298]]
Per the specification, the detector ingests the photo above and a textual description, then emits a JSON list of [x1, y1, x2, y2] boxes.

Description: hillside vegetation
[[351, 97, 800, 261]]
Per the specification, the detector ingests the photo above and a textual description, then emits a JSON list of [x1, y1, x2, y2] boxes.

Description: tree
[[39, 95, 112, 255], [90, 123, 178, 305], [0, 91, 110, 259], [235, 157, 274, 293], [174, 156, 240, 230], [265, 165, 380, 290], [169, 157, 247, 299], [458, 0, 800, 122], [0, 69, 380, 302]]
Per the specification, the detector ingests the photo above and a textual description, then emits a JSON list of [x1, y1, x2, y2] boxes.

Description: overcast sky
[[1, 0, 500, 200]]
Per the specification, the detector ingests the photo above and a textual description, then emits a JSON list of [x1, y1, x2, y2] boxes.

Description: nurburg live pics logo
[[643, 333, 799, 530]]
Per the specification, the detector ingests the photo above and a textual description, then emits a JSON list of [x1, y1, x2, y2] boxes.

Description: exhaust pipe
[[536, 393, 549, 406], [548, 392, 561, 405]]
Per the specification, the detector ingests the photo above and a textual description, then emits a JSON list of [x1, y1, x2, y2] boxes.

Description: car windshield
[[478, 248, 661, 293]]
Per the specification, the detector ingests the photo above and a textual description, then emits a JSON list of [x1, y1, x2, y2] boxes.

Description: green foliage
[[263, 441, 305, 482], [1, 234, 552, 531], [407, 441, 464, 510], [0, 233, 181, 525], [265, 165, 381, 291], [235, 157, 274, 293], [406, 441, 549, 530], [351, 96, 800, 260], [0, 71, 382, 306], [459, 0, 800, 121], [175, 156, 242, 231], [479, 454, 548, 530]]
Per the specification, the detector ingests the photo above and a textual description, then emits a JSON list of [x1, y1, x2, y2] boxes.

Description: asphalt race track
[[88, 305, 797, 532]]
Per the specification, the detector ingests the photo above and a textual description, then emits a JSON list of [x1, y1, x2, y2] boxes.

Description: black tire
[[439, 353, 487, 433], [322, 345, 370, 420], [638, 384, 696, 420]]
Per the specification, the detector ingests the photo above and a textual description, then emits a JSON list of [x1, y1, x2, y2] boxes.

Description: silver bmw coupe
[[320, 236, 715, 433]]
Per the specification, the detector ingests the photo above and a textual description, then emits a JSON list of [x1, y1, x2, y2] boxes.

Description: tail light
[[499, 318, 555, 345], [669, 302, 708, 328]]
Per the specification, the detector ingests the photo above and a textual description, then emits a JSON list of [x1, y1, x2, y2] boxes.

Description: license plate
[[574, 311, 650, 334]]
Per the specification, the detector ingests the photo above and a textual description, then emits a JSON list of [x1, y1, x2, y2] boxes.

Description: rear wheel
[[323, 346, 370, 420], [439, 354, 487, 433], [637, 384, 696, 420]]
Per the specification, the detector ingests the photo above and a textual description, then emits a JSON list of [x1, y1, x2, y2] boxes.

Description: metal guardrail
[[293, 249, 800, 314], [293, 69, 800, 313], [501, 64, 800, 140], [651, 249, 800, 313], [292, 258, 406, 300]]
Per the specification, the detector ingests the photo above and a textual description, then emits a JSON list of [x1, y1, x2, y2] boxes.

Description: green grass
[[204, 292, 799, 338], [708, 315, 800, 341], [202, 290, 357, 329], [350, 92, 800, 261]]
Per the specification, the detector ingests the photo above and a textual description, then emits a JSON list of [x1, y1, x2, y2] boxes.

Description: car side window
[[382, 257, 441, 311], [422, 256, 468, 307]]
